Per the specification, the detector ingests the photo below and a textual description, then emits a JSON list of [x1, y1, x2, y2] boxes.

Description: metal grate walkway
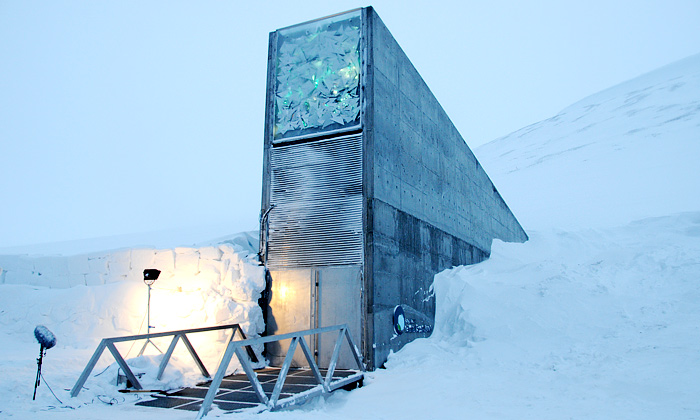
[[136, 367, 363, 413]]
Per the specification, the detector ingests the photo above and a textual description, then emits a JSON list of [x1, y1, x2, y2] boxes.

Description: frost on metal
[[273, 11, 361, 140]]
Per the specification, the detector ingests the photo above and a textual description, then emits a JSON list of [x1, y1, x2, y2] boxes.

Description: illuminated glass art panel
[[274, 10, 361, 140]]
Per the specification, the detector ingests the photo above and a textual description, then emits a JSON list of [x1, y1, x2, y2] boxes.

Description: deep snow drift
[[1, 53, 700, 419], [239, 213, 699, 420]]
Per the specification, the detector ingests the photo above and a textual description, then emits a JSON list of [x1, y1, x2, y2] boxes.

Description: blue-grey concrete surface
[[364, 7, 527, 368], [260, 7, 527, 371]]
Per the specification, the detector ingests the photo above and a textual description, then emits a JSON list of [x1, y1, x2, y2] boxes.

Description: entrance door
[[316, 266, 362, 369], [266, 268, 314, 367], [266, 265, 361, 369]]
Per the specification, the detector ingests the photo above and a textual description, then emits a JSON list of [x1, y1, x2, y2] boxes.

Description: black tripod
[[33, 345, 47, 400]]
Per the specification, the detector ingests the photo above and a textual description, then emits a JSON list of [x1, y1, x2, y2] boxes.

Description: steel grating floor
[[135, 367, 363, 413]]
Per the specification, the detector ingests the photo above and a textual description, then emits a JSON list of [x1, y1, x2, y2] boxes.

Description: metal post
[[324, 327, 345, 388], [157, 335, 180, 380], [107, 342, 143, 390], [33, 345, 45, 400], [269, 337, 298, 406], [138, 283, 162, 356], [147, 283, 151, 334], [71, 340, 107, 397], [297, 336, 327, 392]]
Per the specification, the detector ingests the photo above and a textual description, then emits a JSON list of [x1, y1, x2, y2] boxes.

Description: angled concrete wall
[[260, 7, 527, 371], [363, 8, 527, 367]]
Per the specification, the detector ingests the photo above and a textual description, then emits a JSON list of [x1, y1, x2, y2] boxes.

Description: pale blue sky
[[1, 0, 699, 248]]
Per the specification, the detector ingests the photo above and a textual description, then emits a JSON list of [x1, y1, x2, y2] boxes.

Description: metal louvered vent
[[267, 134, 363, 269]]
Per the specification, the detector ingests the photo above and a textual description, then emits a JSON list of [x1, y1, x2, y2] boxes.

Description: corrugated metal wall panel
[[267, 134, 363, 269]]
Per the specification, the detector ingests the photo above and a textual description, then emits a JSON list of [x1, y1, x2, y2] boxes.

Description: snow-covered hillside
[[477, 53, 700, 230], [1, 53, 699, 419]]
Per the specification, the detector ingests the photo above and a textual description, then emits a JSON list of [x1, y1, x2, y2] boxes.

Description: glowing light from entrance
[[277, 284, 290, 301]]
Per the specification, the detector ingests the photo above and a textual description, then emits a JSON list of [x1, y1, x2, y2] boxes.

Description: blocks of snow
[[0, 241, 262, 295], [0, 232, 266, 355], [174, 247, 200, 275]]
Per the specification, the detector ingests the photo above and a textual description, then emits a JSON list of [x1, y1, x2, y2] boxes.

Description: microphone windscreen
[[34, 325, 56, 350]]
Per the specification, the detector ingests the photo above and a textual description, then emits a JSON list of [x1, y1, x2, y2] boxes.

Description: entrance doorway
[[266, 265, 362, 369]]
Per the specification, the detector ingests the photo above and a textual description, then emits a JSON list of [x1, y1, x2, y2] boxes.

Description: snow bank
[[217, 213, 700, 420], [359, 53, 700, 419], [402, 211, 700, 419], [0, 232, 266, 418], [0, 234, 265, 344]]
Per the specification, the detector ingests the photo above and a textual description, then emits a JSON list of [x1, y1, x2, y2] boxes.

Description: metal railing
[[196, 324, 364, 419], [70, 323, 254, 397]]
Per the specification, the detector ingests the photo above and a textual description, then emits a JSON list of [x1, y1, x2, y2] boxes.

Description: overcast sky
[[1, 0, 699, 249]]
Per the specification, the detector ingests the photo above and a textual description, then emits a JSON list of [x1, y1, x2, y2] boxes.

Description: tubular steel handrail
[[70, 323, 255, 397], [195, 324, 365, 419]]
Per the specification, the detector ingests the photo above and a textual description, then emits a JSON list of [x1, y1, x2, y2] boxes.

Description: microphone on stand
[[33, 325, 56, 400]]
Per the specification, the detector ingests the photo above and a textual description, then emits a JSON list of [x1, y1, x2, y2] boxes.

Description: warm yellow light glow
[[278, 284, 290, 300], [126, 274, 236, 365]]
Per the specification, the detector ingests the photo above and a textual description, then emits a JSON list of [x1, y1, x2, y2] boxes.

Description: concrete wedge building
[[259, 7, 527, 370]]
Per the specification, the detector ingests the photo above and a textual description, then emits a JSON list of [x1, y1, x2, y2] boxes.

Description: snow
[[0, 236, 266, 419], [477, 53, 700, 230], [0, 224, 259, 257], [2, 53, 700, 419]]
